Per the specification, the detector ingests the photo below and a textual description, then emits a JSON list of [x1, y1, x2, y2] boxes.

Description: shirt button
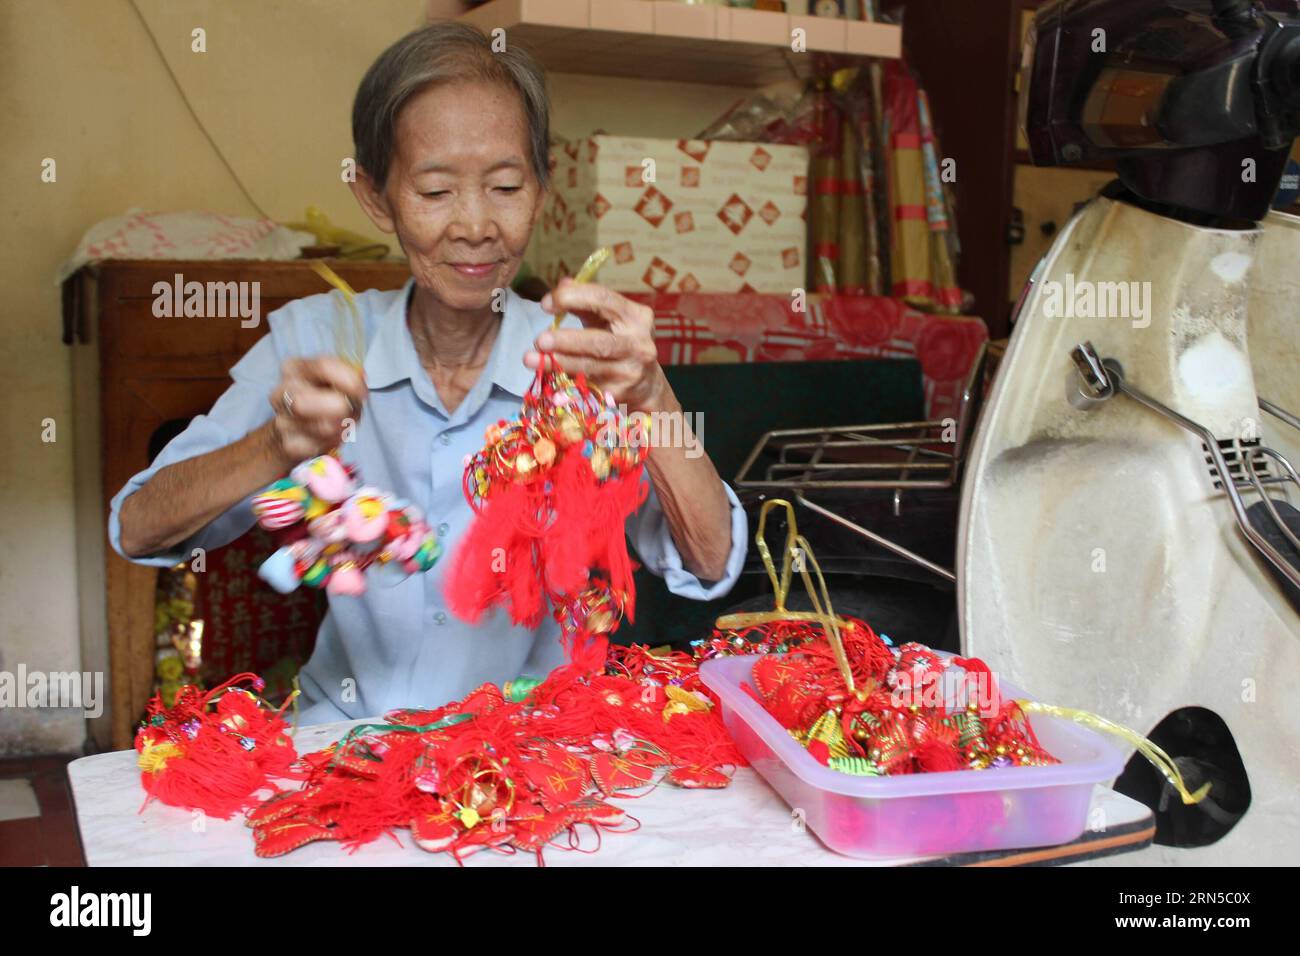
[[434, 611, 447, 626], [437, 522, 449, 537], [439, 433, 452, 446]]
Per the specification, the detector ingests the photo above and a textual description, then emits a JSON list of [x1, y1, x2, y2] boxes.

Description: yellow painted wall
[[0, 0, 748, 753]]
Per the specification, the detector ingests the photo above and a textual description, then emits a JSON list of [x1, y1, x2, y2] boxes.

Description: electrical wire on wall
[[126, 0, 273, 221]]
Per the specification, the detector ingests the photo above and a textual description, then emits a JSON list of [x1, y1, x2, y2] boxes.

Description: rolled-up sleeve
[[107, 330, 285, 568], [627, 479, 747, 601]]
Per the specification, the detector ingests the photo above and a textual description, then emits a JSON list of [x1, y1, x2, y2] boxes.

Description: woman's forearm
[[118, 422, 294, 559], [643, 390, 734, 582], [118, 356, 366, 559]]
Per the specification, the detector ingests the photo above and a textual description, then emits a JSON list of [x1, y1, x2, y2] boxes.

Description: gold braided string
[[288, 675, 302, 738], [308, 260, 365, 369], [791, 531, 857, 694], [713, 499, 857, 691], [1017, 701, 1211, 805], [550, 247, 612, 331]]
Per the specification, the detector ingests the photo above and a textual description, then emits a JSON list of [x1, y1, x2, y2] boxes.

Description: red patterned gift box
[[631, 292, 987, 423], [533, 136, 809, 294]]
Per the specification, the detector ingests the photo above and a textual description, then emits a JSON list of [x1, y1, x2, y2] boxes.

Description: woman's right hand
[[269, 357, 368, 464], [119, 356, 369, 559]]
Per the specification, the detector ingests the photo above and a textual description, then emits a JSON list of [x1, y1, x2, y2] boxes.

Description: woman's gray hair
[[352, 22, 550, 188]]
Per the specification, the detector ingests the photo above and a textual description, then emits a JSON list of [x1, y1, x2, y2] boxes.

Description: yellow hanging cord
[[791, 532, 856, 693], [550, 247, 612, 331], [308, 260, 365, 369], [286, 676, 302, 738], [1017, 701, 1210, 805], [713, 499, 858, 691]]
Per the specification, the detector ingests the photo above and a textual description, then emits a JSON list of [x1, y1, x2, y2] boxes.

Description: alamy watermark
[[888, 666, 1003, 718], [50, 886, 150, 936], [595, 406, 705, 460], [152, 273, 262, 328], [0, 665, 104, 718], [1040, 272, 1151, 329]]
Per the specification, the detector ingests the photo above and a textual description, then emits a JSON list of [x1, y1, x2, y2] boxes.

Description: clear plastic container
[[700, 653, 1127, 860]]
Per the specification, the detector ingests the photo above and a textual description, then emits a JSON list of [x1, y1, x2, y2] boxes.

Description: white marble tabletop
[[68, 718, 1153, 867]]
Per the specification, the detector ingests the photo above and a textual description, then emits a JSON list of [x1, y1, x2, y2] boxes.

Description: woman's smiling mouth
[[449, 261, 499, 278]]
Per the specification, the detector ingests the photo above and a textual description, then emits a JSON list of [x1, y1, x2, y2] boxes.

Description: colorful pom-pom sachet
[[251, 453, 439, 597], [248, 262, 439, 598]]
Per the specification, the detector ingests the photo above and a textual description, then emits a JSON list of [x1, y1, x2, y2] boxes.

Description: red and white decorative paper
[[533, 137, 809, 294]]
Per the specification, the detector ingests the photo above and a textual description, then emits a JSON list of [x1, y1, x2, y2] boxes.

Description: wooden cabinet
[[68, 260, 411, 750]]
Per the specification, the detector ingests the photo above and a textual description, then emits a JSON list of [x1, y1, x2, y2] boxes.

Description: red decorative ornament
[[134, 673, 300, 820], [691, 618, 824, 661], [245, 642, 744, 864], [445, 357, 650, 669], [735, 616, 1058, 775]]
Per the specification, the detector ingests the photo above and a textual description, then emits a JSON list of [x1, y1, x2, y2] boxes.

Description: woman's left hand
[[527, 279, 672, 414]]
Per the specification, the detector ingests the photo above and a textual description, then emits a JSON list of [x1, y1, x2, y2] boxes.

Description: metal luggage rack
[[731, 344, 988, 584], [732, 419, 962, 491], [1071, 341, 1300, 592]]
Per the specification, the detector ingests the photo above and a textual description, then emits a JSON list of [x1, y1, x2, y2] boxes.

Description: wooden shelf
[[438, 0, 901, 86]]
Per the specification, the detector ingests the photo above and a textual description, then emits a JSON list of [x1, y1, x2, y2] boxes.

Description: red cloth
[[192, 527, 323, 697], [633, 292, 986, 424]]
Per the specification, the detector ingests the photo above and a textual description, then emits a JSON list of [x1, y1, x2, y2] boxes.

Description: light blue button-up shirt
[[109, 281, 747, 725]]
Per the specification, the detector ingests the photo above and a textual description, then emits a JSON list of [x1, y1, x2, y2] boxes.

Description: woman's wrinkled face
[[353, 79, 544, 313]]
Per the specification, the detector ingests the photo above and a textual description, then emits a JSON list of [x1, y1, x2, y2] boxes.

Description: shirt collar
[[364, 280, 538, 399], [363, 279, 418, 389], [486, 288, 540, 399]]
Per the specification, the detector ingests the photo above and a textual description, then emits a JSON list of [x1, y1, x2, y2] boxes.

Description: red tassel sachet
[[445, 247, 649, 670], [134, 673, 301, 820], [445, 360, 649, 668], [246, 642, 743, 863]]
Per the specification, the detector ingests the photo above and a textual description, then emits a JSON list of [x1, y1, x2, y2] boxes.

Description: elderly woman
[[111, 22, 746, 725]]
